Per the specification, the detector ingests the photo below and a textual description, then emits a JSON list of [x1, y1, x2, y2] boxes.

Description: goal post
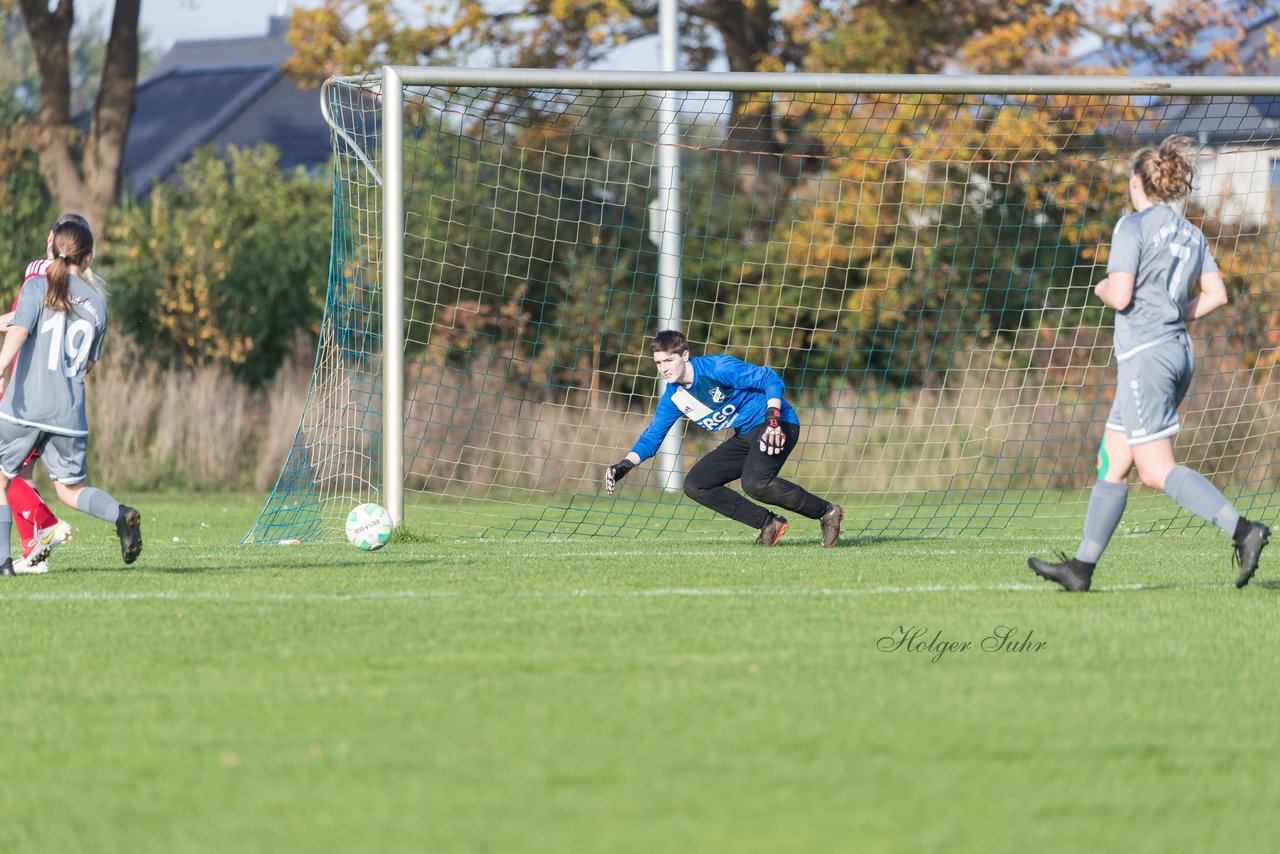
[[245, 68, 1280, 543], [382, 65, 406, 526]]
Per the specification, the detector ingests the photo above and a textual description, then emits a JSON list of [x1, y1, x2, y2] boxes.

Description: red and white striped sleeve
[[15, 258, 52, 312], [23, 258, 51, 283]]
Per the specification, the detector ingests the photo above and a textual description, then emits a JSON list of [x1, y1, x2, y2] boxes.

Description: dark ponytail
[[45, 220, 94, 313]]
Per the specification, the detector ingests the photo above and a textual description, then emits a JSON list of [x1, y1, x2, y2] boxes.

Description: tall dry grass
[[394, 335, 1280, 500], [74, 332, 1280, 504], [401, 347, 647, 498], [84, 339, 309, 492]]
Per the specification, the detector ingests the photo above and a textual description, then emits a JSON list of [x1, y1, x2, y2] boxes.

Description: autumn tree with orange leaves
[[292, 0, 1280, 391]]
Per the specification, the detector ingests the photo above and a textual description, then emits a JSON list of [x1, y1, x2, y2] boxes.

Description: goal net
[[246, 69, 1280, 543]]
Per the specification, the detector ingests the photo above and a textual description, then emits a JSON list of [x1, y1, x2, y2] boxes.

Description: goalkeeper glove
[[605, 459, 636, 494], [759, 407, 786, 455]]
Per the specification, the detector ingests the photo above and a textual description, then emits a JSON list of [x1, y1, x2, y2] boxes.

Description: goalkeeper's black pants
[[682, 421, 830, 530]]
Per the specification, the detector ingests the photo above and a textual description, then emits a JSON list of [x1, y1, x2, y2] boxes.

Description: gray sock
[[1164, 465, 1239, 536], [1076, 480, 1129, 564], [0, 506, 10, 562], [76, 487, 120, 523]]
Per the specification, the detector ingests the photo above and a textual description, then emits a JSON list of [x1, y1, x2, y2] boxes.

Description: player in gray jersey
[[3, 213, 87, 574], [1028, 136, 1269, 591], [0, 218, 141, 576]]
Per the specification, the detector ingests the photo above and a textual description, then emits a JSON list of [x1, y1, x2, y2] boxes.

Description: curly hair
[[1132, 135, 1196, 203]]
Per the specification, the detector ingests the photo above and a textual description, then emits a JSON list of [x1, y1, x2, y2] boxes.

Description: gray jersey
[[0, 274, 107, 436], [1106, 203, 1218, 361]]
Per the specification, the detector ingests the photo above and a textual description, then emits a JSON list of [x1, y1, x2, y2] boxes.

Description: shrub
[[100, 144, 331, 384], [0, 105, 54, 295]]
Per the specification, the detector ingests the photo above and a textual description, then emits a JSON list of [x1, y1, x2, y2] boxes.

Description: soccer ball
[[345, 502, 394, 551]]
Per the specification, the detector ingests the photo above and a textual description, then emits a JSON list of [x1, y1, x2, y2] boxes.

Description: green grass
[[2, 493, 1278, 852], [256, 486, 1280, 543]]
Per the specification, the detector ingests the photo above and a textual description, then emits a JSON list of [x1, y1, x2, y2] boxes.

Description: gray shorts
[[0, 420, 89, 483], [1105, 334, 1193, 446]]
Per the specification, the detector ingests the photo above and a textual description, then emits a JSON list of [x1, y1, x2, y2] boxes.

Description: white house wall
[[1195, 146, 1280, 226]]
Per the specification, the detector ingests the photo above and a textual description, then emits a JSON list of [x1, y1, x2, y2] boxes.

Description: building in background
[[121, 14, 330, 197]]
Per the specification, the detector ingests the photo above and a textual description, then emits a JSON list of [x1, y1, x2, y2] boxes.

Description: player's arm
[[0, 325, 29, 367], [0, 324, 30, 394], [0, 311, 13, 331], [1097, 217, 1139, 311], [1094, 272, 1135, 310], [1185, 271, 1228, 321], [605, 395, 680, 494], [0, 280, 41, 387]]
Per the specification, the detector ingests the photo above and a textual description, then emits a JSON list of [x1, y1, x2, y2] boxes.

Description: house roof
[[122, 16, 330, 196], [1084, 6, 1280, 147], [1147, 94, 1280, 146]]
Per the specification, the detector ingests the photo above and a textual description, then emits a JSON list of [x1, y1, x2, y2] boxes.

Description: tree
[[285, 0, 1280, 97], [0, 94, 53, 287], [956, 0, 1279, 75], [103, 146, 332, 384], [1, 2, 110, 112], [400, 92, 660, 401], [291, 0, 1280, 394], [717, 92, 1129, 390], [14, 0, 140, 229], [0, 4, 52, 280], [283, 0, 1275, 248]]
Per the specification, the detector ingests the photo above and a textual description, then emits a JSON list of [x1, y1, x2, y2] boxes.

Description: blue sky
[[127, 0, 314, 49]]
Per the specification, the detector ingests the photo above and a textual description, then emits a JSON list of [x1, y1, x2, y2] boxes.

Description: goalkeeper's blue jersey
[[629, 354, 798, 462]]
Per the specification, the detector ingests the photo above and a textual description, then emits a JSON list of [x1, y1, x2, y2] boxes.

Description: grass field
[[2, 492, 1279, 853]]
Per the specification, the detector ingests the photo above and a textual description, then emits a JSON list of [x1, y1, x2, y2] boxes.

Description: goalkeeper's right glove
[[759, 407, 786, 455], [605, 459, 636, 494]]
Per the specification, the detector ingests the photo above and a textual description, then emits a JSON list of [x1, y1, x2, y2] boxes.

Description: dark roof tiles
[[122, 17, 328, 196]]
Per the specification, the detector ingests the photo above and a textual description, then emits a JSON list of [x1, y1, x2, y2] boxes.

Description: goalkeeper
[[604, 330, 843, 547]]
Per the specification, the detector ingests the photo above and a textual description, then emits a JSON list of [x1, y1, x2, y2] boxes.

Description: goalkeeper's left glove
[[759, 407, 786, 455], [605, 459, 635, 494]]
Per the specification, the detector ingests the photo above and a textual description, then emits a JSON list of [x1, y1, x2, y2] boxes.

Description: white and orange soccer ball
[[345, 502, 394, 551]]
